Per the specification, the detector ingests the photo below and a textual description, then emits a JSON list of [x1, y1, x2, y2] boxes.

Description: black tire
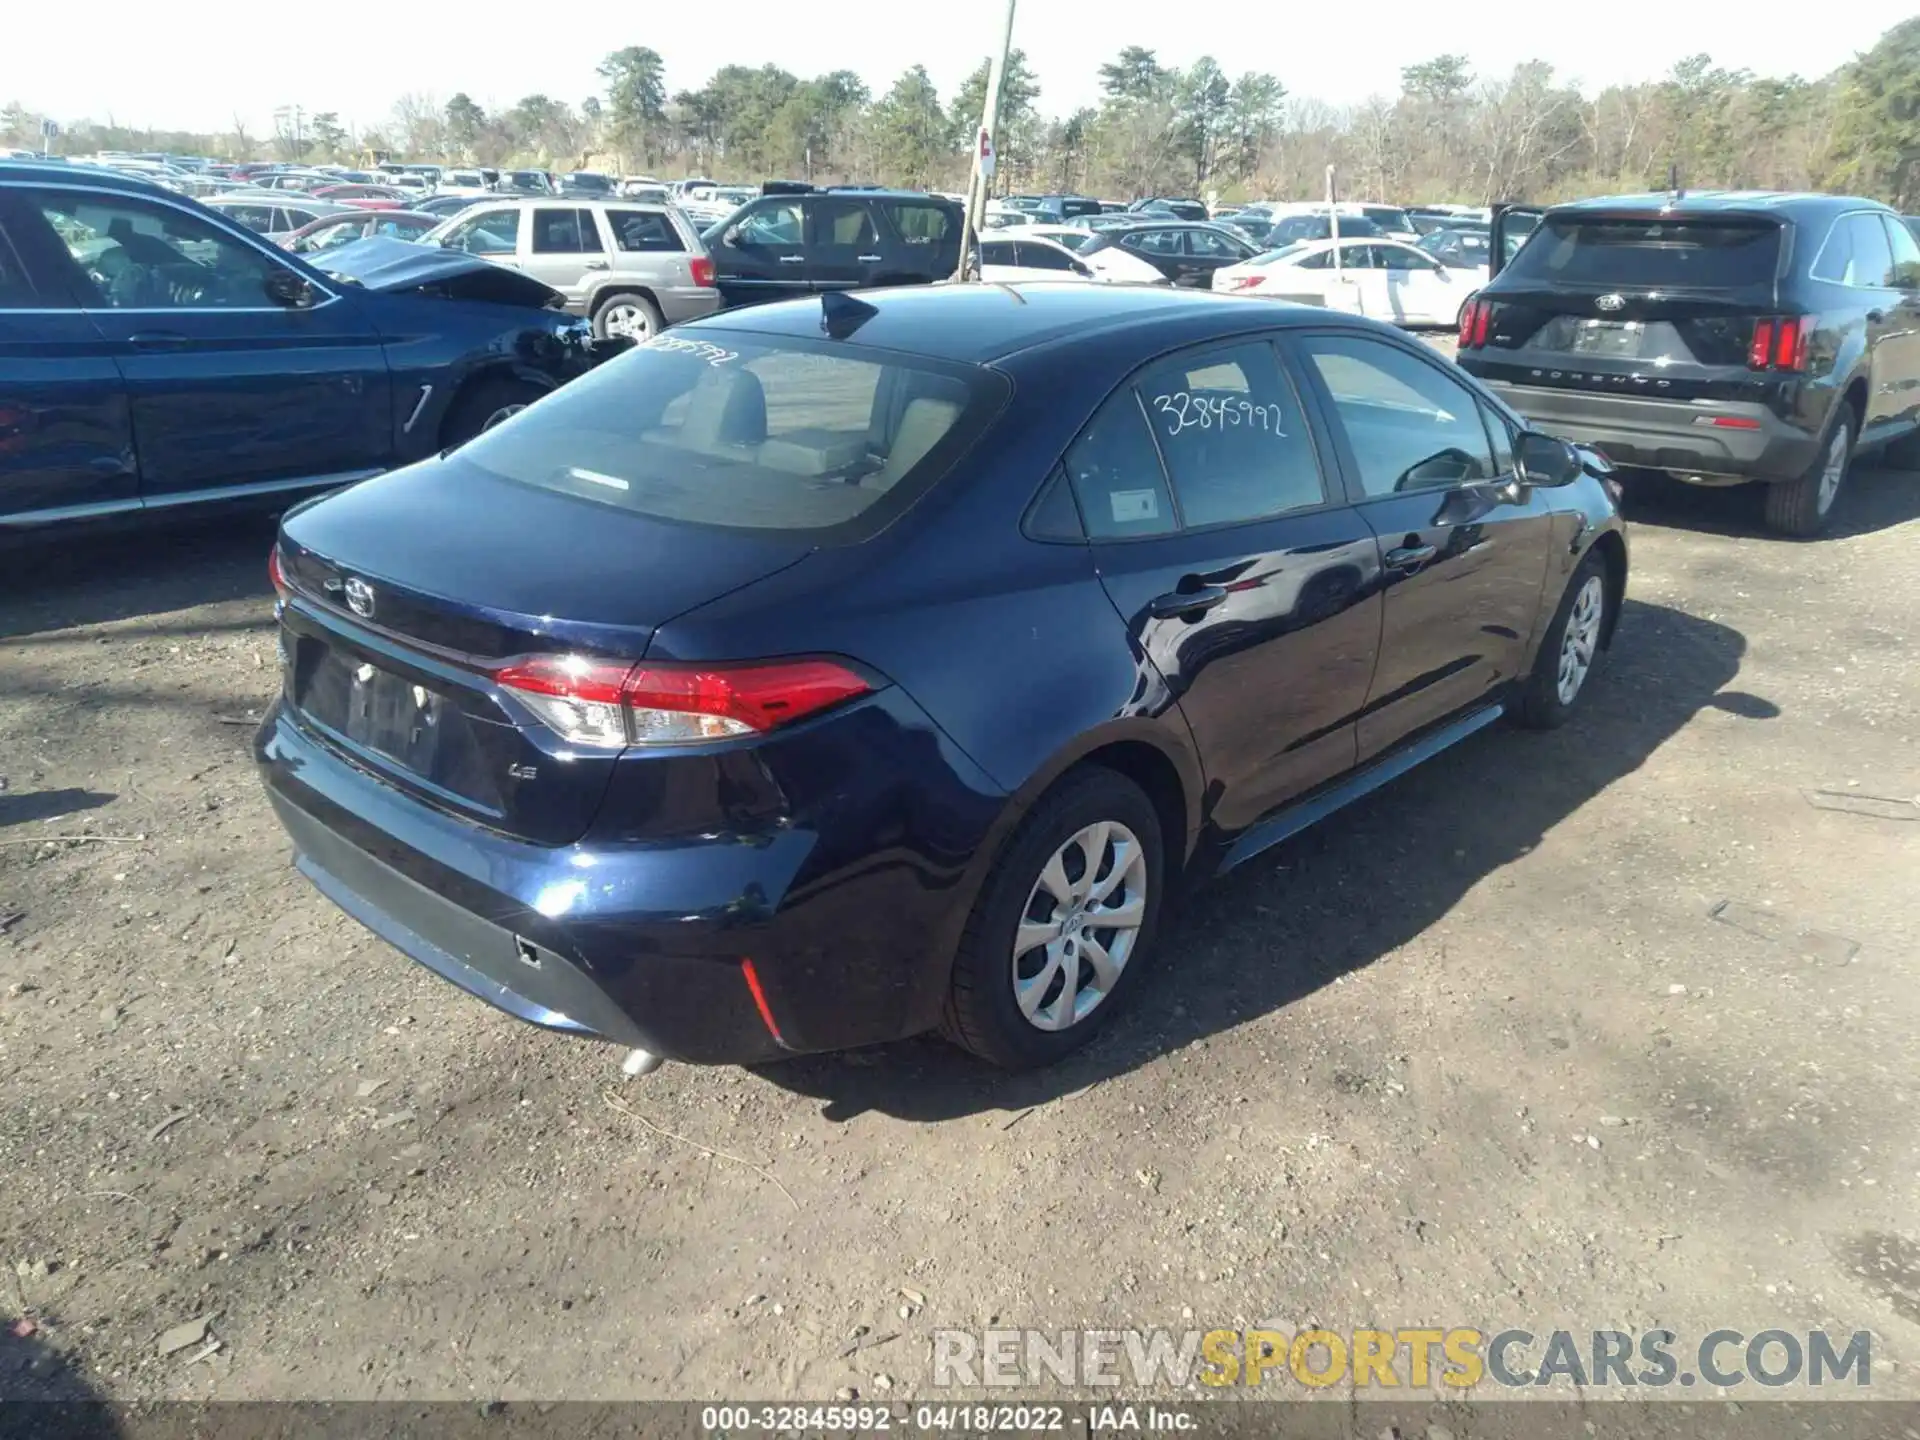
[[590, 290, 663, 341], [943, 768, 1166, 1069], [1763, 409, 1853, 537], [440, 377, 544, 449], [1513, 550, 1612, 731]]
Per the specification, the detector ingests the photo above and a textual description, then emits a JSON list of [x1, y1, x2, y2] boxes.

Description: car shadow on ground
[[1618, 461, 1920, 541], [0, 1322, 121, 1435], [758, 597, 1759, 1123], [0, 787, 116, 828], [0, 516, 278, 640]]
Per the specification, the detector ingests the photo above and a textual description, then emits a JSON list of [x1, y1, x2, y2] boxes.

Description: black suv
[[703, 189, 964, 309], [1459, 191, 1920, 535]]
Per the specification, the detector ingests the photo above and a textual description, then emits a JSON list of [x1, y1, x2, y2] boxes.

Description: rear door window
[[1124, 229, 1183, 255], [809, 198, 879, 247], [1065, 340, 1327, 537], [1186, 229, 1243, 259], [1504, 217, 1782, 289], [454, 335, 1005, 542], [1013, 241, 1074, 272], [531, 208, 601, 254], [884, 202, 952, 244]]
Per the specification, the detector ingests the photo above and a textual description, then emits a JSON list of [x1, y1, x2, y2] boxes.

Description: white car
[[435, 169, 493, 198], [1210, 236, 1476, 328], [981, 204, 1035, 230], [976, 235, 1100, 283], [1018, 225, 1169, 285]]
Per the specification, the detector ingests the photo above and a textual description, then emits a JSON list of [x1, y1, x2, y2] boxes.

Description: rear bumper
[[1479, 382, 1820, 482], [255, 691, 1006, 1064]]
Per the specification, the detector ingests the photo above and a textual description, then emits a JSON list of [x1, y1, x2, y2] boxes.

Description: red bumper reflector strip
[[1694, 415, 1762, 430], [740, 959, 784, 1045]]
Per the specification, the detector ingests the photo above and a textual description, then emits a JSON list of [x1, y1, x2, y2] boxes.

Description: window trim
[[1046, 333, 1351, 545], [2, 179, 342, 315], [1283, 324, 1511, 505]]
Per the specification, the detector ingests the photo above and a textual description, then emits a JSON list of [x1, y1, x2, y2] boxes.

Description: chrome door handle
[[1385, 543, 1437, 571], [777, 255, 806, 264], [584, 260, 609, 271], [857, 254, 883, 263]]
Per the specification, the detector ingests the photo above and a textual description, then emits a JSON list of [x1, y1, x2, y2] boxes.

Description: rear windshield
[[1504, 217, 1781, 289], [456, 334, 1006, 540]]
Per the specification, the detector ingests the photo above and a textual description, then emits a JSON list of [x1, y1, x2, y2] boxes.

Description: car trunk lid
[[1469, 213, 1787, 399], [275, 458, 811, 845]]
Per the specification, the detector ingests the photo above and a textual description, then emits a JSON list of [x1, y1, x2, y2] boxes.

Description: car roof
[[682, 281, 1375, 365], [0, 159, 170, 194], [1547, 190, 1884, 221]]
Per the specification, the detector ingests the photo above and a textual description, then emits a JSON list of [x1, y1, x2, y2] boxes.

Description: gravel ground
[[2, 453, 1918, 1408]]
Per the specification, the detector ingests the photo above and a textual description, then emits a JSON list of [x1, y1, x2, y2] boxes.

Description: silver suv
[[425, 199, 720, 339]]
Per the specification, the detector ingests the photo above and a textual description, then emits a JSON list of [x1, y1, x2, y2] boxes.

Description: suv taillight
[[492, 655, 872, 748], [1748, 316, 1808, 373], [1457, 297, 1494, 349], [689, 254, 715, 287]]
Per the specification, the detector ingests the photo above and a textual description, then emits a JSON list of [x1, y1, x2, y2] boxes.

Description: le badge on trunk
[[343, 578, 376, 619]]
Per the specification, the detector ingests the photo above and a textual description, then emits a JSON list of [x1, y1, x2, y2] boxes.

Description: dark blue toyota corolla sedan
[[258, 283, 1626, 1072]]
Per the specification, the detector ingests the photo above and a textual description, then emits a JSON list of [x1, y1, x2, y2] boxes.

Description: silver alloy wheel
[[1556, 574, 1606, 705], [480, 402, 526, 432], [1816, 425, 1848, 515], [600, 301, 655, 340], [1012, 820, 1148, 1031]]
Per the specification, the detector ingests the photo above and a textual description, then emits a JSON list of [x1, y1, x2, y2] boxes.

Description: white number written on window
[[1152, 391, 1287, 438], [643, 335, 739, 367]]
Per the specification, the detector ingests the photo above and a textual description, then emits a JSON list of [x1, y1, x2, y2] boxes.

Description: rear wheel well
[[591, 284, 660, 315], [1588, 531, 1627, 648], [1069, 742, 1190, 878], [1842, 378, 1868, 434]]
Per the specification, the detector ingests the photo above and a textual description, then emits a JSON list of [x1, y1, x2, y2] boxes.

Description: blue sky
[[3, 0, 1908, 135]]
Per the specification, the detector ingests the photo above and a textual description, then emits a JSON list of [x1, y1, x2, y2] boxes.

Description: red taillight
[[1773, 316, 1806, 372], [1228, 273, 1263, 291], [268, 547, 289, 602], [1458, 299, 1493, 349], [689, 255, 715, 287], [1749, 316, 1808, 372], [492, 655, 871, 748]]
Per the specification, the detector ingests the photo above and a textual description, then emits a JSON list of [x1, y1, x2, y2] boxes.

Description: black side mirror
[[265, 270, 316, 310], [1516, 430, 1582, 487]]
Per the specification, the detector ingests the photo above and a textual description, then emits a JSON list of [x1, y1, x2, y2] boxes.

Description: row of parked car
[[6, 152, 1919, 541]]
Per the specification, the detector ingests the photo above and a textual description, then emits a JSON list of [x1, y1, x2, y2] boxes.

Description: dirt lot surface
[[3, 464, 1919, 1409]]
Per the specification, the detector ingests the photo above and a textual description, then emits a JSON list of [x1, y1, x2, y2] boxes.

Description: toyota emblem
[[343, 577, 376, 619], [1595, 293, 1626, 312]]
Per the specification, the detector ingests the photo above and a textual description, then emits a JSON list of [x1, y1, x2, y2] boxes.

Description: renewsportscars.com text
[[932, 1327, 1872, 1391]]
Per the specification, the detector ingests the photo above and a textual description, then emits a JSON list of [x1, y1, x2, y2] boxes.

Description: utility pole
[[954, 0, 1017, 282]]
